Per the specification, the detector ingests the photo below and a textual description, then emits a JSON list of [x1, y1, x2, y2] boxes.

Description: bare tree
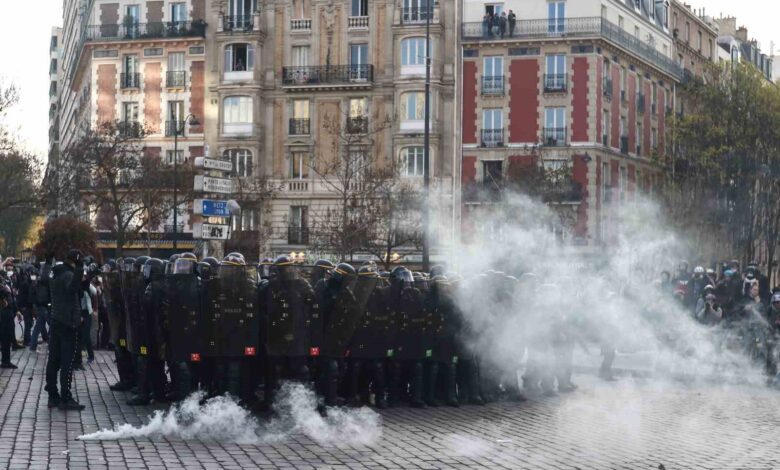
[[226, 170, 280, 262], [61, 121, 195, 257]]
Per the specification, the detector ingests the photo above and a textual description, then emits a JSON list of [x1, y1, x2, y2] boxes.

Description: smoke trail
[[77, 382, 382, 446]]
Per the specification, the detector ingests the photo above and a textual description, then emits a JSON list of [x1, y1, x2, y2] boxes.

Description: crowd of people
[[481, 10, 517, 38], [3, 249, 780, 414]]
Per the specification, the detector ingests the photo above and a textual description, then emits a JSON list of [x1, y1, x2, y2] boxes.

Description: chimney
[[736, 26, 748, 42]]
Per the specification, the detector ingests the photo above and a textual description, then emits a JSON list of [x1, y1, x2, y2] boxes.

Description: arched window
[[401, 146, 425, 177], [224, 148, 253, 177], [222, 96, 253, 134]]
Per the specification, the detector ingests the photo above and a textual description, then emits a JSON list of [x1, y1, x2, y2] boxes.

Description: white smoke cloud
[[450, 191, 770, 387], [78, 382, 382, 446]]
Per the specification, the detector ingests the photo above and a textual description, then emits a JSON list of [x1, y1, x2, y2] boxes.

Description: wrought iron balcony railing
[[165, 120, 184, 137], [85, 21, 206, 41], [281, 65, 374, 86], [481, 129, 503, 147], [543, 127, 566, 146], [166, 70, 186, 88], [481, 76, 505, 95], [120, 72, 140, 89], [401, 7, 432, 24], [287, 226, 309, 245], [544, 74, 568, 93], [118, 121, 142, 138], [223, 15, 253, 32], [461, 17, 682, 79], [289, 118, 310, 135]]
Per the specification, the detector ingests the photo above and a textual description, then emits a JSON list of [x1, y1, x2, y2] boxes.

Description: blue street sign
[[200, 199, 230, 217]]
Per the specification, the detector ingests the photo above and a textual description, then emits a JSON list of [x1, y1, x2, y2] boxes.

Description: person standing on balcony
[[508, 10, 516, 37], [498, 12, 507, 38], [482, 13, 490, 37]]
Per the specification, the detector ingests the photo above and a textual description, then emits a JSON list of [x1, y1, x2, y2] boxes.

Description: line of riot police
[[100, 252, 498, 409]]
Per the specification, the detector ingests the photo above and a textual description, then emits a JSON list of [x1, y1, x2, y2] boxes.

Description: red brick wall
[[509, 59, 540, 143], [462, 155, 477, 184], [571, 57, 590, 142], [610, 65, 620, 148], [573, 155, 589, 238], [188, 61, 205, 133], [628, 74, 636, 152], [596, 60, 603, 143], [462, 61, 478, 144], [144, 62, 162, 134], [659, 88, 666, 158], [96, 64, 117, 124]]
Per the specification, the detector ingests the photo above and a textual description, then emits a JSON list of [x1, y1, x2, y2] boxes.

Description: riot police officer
[[387, 267, 427, 407], [105, 260, 136, 392], [262, 255, 317, 407], [310, 259, 334, 289], [128, 258, 167, 405], [423, 275, 460, 407]]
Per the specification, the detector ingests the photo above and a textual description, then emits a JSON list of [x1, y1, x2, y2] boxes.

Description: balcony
[[288, 226, 309, 245], [223, 15, 253, 32], [481, 129, 503, 147], [401, 7, 432, 24], [603, 78, 613, 99], [544, 74, 568, 93], [637, 94, 646, 114], [291, 18, 311, 30], [346, 116, 368, 134], [118, 121, 142, 139], [164, 224, 185, 234], [542, 180, 584, 204], [287, 180, 310, 192], [166, 71, 186, 88], [620, 136, 629, 154], [84, 21, 206, 42], [543, 127, 566, 146], [289, 118, 310, 135], [481, 76, 504, 96], [461, 17, 681, 79], [348, 16, 369, 29], [120, 72, 140, 89], [281, 65, 374, 90]]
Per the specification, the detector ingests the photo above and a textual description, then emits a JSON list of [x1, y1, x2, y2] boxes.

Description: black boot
[[466, 361, 484, 405], [386, 360, 402, 407], [58, 396, 85, 410], [325, 359, 342, 407], [443, 363, 459, 407], [47, 393, 61, 408], [127, 357, 150, 405], [424, 361, 440, 407], [346, 360, 362, 407], [372, 361, 388, 409], [409, 361, 426, 408]]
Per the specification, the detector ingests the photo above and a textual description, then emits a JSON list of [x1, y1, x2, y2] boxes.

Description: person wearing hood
[[46, 249, 94, 410]]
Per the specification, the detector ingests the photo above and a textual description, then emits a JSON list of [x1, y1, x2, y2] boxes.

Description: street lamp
[[422, 0, 432, 272], [172, 113, 199, 250]]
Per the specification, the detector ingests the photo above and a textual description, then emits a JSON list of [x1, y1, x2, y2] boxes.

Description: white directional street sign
[[194, 157, 233, 172], [194, 175, 233, 194], [193, 222, 231, 240]]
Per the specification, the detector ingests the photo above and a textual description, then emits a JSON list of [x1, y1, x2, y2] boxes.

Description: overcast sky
[[0, 0, 778, 164]]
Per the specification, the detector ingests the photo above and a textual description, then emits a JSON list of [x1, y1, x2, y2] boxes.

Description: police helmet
[[693, 266, 705, 275], [314, 259, 335, 271], [142, 258, 164, 281], [222, 253, 245, 266], [259, 257, 274, 280], [332, 263, 356, 282], [358, 265, 378, 277], [121, 257, 136, 272], [390, 266, 413, 288], [173, 257, 196, 275], [180, 252, 198, 261], [429, 265, 446, 278], [134, 256, 151, 272], [226, 252, 246, 264], [274, 255, 297, 281], [196, 261, 213, 279], [772, 292, 780, 304]]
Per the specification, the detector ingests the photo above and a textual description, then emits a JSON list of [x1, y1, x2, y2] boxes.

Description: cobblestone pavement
[[2, 348, 780, 470]]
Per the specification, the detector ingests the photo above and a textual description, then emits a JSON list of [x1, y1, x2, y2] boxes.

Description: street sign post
[[193, 222, 231, 240], [194, 175, 233, 194], [193, 199, 231, 217], [194, 157, 233, 172]]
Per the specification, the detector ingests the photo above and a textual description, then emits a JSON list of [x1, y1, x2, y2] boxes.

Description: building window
[[290, 99, 310, 135], [400, 91, 426, 131], [228, 0, 256, 18], [482, 56, 504, 94], [349, 44, 369, 80], [223, 96, 253, 135], [166, 101, 184, 136], [122, 102, 138, 123], [619, 166, 627, 203], [685, 22, 690, 43], [289, 206, 309, 244], [482, 108, 503, 147], [544, 54, 566, 91], [602, 110, 609, 145], [651, 127, 657, 150], [167, 52, 186, 87], [121, 55, 139, 88], [544, 107, 566, 145], [224, 148, 253, 177], [224, 43, 254, 73], [401, 146, 425, 177], [171, 2, 186, 24], [548, 1, 565, 34], [351, 0, 368, 16], [232, 209, 257, 232], [290, 151, 309, 179], [636, 123, 642, 155], [401, 37, 426, 66], [292, 46, 309, 67], [620, 68, 627, 100], [697, 30, 702, 51], [347, 98, 368, 134], [165, 150, 184, 165]]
